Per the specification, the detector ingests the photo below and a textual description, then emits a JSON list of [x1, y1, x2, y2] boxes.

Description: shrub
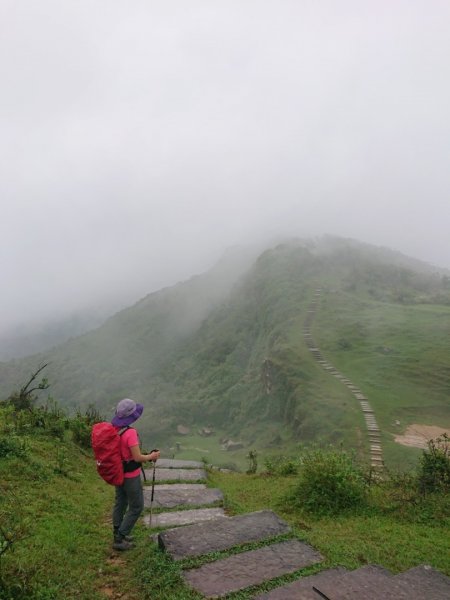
[[288, 446, 367, 515], [246, 450, 258, 474], [418, 434, 450, 493], [0, 436, 28, 459], [264, 454, 299, 475], [70, 406, 104, 449]]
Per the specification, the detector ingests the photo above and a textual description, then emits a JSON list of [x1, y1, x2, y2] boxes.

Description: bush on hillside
[[288, 446, 367, 515], [418, 434, 450, 493], [70, 405, 104, 449], [264, 454, 299, 475], [0, 435, 29, 459]]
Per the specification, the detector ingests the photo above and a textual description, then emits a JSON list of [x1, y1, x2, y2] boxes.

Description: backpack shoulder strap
[[118, 426, 130, 437]]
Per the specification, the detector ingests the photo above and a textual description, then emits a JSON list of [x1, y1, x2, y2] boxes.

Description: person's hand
[[148, 450, 160, 462]]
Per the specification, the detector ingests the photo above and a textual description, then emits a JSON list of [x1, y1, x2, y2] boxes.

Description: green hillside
[[1, 237, 449, 470], [1, 401, 449, 599]]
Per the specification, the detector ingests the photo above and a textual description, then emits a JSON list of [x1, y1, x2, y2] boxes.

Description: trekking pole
[[149, 458, 157, 528]]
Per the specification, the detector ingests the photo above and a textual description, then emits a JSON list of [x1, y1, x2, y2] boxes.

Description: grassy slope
[[0, 434, 134, 600], [1, 417, 448, 599], [208, 471, 450, 585], [314, 288, 450, 468], [1, 239, 449, 472]]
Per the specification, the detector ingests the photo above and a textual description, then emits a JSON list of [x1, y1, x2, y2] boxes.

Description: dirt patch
[[394, 424, 450, 449]]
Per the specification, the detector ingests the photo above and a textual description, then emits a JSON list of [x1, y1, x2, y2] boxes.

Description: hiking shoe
[[113, 529, 134, 543], [113, 538, 134, 551]]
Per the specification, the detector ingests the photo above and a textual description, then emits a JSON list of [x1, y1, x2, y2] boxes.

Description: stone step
[[158, 510, 290, 561], [143, 484, 223, 510], [183, 539, 323, 597], [144, 507, 226, 529], [143, 467, 206, 482], [154, 458, 204, 469], [312, 564, 392, 599], [254, 567, 348, 599], [393, 565, 450, 599], [313, 564, 450, 599]]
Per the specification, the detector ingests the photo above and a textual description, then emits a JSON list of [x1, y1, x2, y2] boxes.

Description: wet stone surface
[[393, 565, 450, 600], [254, 567, 347, 600], [144, 507, 227, 528], [313, 564, 393, 599], [143, 484, 223, 510], [158, 510, 291, 561], [183, 539, 323, 597], [155, 458, 204, 469], [144, 467, 206, 482]]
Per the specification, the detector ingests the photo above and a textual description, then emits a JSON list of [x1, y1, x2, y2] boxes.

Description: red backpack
[[91, 423, 128, 485]]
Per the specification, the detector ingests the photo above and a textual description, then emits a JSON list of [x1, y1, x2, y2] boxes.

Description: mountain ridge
[[1, 236, 449, 467]]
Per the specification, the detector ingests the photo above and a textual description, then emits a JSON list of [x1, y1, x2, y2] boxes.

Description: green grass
[[159, 431, 251, 472], [306, 289, 450, 469], [208, 470, 450, 574], [2, 424, 449, 600], [0, 434, 135, 600]]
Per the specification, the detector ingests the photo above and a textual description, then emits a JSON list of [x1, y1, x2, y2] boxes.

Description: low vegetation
[[1, 238, 449, 473], [1, 373, 449, 598]]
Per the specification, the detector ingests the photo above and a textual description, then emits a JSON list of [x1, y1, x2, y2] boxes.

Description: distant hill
[[0, 309, 111, 361], [1, 236, 449, 466]]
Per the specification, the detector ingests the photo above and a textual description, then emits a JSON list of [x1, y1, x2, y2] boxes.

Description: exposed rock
[[177, 425, 190, 435]]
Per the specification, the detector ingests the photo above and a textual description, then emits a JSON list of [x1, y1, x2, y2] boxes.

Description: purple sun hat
[[111, 398, 144, 427]]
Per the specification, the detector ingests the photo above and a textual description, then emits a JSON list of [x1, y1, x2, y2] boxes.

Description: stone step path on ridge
[[144, 459, 450, 599], [303, 288, 384, 470], [312, 563, 450, 600], [143, 483, 223, 510], [144, 460, 325, 597], [158, 510, 292, 560], [254, 562, 450, 599], [145, 467, 207, 482], [183, 539, 322, 597], [154, 458, 204, 469], [144, 507, 226, 529], [143, 459, 226, 531]]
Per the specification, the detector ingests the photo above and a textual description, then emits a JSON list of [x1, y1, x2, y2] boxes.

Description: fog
[[1, 1, 449, 338]]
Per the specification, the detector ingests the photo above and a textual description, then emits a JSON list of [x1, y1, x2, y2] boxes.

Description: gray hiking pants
[[113, 474, 144, 537]]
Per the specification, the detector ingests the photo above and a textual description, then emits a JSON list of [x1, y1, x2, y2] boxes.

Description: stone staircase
[[304, 288, 383, 470], [142, 459, 450, 598]]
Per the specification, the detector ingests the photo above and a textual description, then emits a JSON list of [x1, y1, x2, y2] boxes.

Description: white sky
[[1, 1, 450, 333]]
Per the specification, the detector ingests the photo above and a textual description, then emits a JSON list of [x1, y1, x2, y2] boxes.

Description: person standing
[[111, 398, 160, 551]]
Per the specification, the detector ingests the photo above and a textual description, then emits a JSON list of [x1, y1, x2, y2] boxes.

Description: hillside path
[[303, 288, 384, 470], [138, 459, 450, 598]]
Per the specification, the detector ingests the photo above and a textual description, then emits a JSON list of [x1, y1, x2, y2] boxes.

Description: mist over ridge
[[2, 1, 450, 347], [1, 235, 449, 470]]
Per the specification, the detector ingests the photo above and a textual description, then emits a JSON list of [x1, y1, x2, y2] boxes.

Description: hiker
[[111, 398, 160, 551]]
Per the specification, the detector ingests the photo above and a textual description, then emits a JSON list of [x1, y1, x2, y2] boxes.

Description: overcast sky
[[1, 0, 449, 334]]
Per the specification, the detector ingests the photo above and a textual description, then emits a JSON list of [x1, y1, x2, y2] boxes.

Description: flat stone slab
[[143, 484, 223, 509], [315, 564, 450, 599], [393, 565, 450, 599], [158, 510, 291, 561], [183, 540, 323, 597], [144, 467, 206, 482], [313, 564, 392, 599], [155, 458, 204, 469], [254, 567, 347, 599], [144, 508, 227, 528]]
